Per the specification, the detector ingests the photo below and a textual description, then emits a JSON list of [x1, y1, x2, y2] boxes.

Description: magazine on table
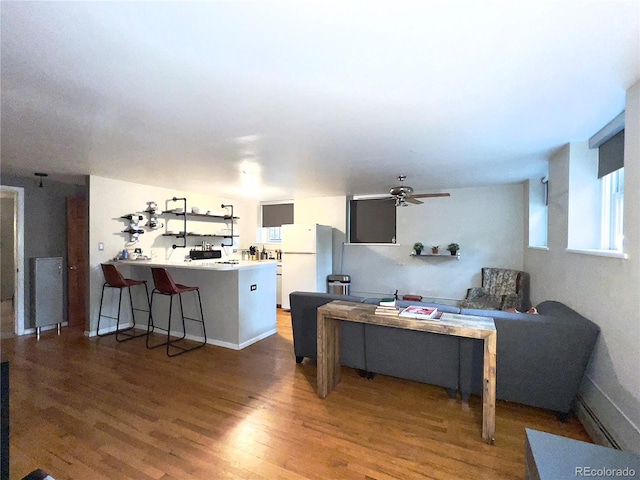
[[399, 305, 439, 320]]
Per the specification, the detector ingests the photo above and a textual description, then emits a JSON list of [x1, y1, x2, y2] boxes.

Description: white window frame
[[600, 168, 624, 251]]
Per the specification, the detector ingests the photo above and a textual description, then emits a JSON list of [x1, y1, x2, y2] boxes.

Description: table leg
[[482, 330, 497, 444], [317, 313, 341, 398]]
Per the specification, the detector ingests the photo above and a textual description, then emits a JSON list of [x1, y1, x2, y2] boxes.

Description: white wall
[[524, 80, 640, 453], [285, 185, 525, 302], [88, 175, 258, 333]]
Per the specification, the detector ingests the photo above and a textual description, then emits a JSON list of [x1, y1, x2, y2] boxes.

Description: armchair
[[459, 267, 531, 311]]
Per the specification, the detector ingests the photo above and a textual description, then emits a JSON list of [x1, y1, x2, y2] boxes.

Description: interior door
[[67, 197, 88, 329]]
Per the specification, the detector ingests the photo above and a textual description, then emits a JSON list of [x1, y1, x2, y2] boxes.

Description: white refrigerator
[[281, 224, 333, 310]]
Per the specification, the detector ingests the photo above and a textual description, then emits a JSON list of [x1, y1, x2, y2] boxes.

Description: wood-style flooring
[[2, 309, 590, 479], [1, 300, 15, 340]]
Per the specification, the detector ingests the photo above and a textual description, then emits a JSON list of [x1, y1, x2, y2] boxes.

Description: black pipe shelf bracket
[[169, 197, 187, 249], [220, 204, 234, 247]]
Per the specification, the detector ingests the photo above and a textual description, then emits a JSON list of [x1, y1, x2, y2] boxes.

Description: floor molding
[[575, 375, 640, 454]]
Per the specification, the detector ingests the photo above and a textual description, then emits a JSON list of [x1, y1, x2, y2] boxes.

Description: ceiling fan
[[387, 175, 450, 206]]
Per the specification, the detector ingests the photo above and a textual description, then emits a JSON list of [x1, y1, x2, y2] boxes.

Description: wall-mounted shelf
[[163, 209, 239, 220], [161, 233, 239, 238], [163, 199, 237, 248], [411, 253, 460, 260]]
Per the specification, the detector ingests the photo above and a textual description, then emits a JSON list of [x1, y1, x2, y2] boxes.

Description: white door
[[281, 253, 317, 310]]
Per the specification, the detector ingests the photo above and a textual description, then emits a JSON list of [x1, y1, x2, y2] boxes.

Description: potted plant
[[447, 243, 460, 256], [431, 245, 440, 254], [413, 242, 424, 255]]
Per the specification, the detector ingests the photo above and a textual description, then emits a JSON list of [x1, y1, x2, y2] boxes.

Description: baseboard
[[123, 325, 277, 351], [575, 375, 640, 454], [238, 329, 277, 349]]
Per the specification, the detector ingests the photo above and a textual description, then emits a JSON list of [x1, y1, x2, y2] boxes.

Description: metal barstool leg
[[166, 289, 207, 357], [178, 293, 187, 340], [116, 283, 152, 342], [97, 284, 124, 337], [166, 294, 174, 355], [196, 290, 207, 343], [96, 283, 107, 336], [147, 289, 166, 350]]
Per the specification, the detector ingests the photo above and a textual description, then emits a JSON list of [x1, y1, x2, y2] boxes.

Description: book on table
[[375, 305, 400, 316], [399, 305, 439, 320]]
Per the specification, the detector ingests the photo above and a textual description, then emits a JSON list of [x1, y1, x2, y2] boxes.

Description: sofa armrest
[[459, 306, 600, 413], [459, 288, 502, 310], [289, 291, 367, 368], [466, 287, 488, 299], [500, 293, 521, 310]]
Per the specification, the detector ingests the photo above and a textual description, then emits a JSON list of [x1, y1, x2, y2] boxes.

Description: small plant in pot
[[413, 242, 424, 255], [447, 243, 460, 256], [431, 245, 440, 254]]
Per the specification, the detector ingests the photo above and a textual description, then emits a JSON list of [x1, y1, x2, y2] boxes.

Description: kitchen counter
[[114, 259, 277, 350], [117, 258, 279, 270]]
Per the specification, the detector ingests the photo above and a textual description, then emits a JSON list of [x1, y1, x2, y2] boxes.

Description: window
[[567, 113, 625, 254], [597, 127, 625, 251], [348, 197, 396, 243], [601, 168, 624, 251], [261, 203, 293, 243]]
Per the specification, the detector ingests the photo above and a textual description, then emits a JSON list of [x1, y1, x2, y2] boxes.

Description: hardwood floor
[[1, 300, 15, 340], [2, 309, 590, 479]]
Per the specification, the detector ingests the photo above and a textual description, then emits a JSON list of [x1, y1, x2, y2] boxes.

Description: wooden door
[[67, 197, 88, 329]]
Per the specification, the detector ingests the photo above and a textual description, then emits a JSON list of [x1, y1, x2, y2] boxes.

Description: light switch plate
[[98, 242, 104, 251]]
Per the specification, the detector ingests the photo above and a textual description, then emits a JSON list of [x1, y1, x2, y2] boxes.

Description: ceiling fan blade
[[411, 193, 451, 199], [406, 197, 423, 205]]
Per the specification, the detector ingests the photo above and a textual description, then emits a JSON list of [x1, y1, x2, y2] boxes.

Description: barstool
[[147, 267, 207, 357], [97, 263, 151, 341]]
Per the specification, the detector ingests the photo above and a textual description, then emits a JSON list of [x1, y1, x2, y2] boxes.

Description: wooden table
[[317, 300, 497, 444]]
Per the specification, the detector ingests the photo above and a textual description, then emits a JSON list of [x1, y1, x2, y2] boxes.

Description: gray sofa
[[289, 291, 600, 418]]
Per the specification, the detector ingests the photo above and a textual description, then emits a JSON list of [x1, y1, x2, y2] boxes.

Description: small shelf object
[[144, 201, 164, 230]]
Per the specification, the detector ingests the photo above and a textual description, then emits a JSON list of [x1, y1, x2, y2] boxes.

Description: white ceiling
[[1, 1, 638, 200]]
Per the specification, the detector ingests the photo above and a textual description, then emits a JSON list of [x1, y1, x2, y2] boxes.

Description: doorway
[[0, 186, 25, 338]]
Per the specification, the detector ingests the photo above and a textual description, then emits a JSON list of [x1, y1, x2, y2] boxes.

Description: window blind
[[262, 203, 293, 227], [598, 129, 625, 178]]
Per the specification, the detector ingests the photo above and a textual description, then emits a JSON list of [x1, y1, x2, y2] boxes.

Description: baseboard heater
[[575, 394, 621, 450]]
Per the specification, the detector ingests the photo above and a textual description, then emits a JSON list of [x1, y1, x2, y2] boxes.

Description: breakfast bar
[[115, 259, 278, 350]]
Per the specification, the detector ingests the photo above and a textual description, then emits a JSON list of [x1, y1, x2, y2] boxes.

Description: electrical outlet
[[250, 284, 257, 291]]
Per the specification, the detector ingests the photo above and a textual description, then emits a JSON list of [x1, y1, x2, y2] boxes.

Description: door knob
[[69, 266, 77, 270]]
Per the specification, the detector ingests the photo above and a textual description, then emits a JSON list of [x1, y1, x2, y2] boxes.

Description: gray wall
[[0, 174, 87, 328], [1, 196, 15, 300]]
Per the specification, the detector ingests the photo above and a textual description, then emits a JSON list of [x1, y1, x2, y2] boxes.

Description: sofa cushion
[[365, 324, 459, 389]]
